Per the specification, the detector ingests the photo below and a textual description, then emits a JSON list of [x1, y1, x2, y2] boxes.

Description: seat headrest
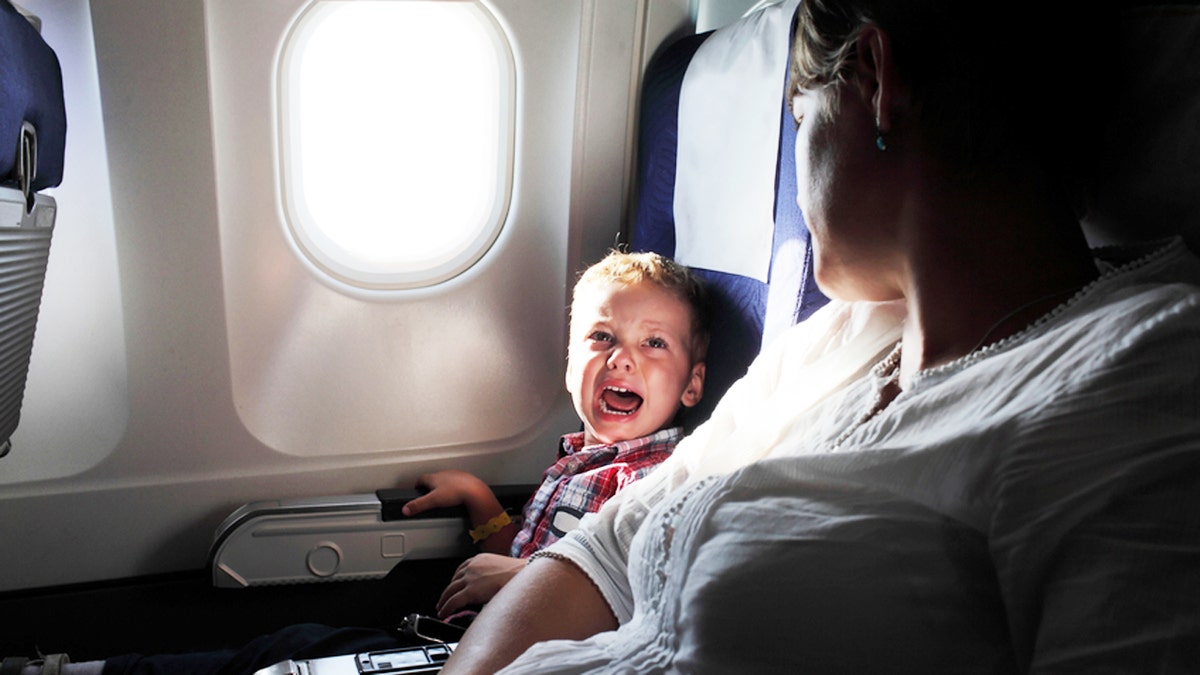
[[671, 0, 799, 283], [630, 0, 827, 429], [1082, 5, 1200, 254], [0, 0, 66, 194]]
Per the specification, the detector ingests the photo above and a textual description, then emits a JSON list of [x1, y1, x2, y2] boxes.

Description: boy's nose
[[607, 346, 636, 371]]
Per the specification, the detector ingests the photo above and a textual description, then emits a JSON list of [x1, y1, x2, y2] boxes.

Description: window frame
[[275, 0, 517, 291]]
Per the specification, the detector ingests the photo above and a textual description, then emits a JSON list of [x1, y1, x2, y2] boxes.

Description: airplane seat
[[629, 0, 827, 430], [0, 0, 67, 458]]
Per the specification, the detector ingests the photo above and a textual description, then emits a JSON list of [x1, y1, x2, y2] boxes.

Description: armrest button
[[306, 542, 342, 577]]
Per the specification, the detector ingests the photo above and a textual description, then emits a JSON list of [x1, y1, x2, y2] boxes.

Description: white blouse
[[502, 239, 1200, 674]]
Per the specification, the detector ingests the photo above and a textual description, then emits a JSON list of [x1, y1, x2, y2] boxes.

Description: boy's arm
[[440, 556, 618, 674], [403, 469, 519, 555]]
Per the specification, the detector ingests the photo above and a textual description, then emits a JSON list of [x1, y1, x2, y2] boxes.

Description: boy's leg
[[100, 623, 414, 675]]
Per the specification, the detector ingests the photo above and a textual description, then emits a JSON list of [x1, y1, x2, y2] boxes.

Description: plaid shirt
[[509, 427, 681, 559]]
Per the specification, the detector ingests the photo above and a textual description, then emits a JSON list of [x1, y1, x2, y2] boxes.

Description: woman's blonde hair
[[789, 0, 1115, 187]]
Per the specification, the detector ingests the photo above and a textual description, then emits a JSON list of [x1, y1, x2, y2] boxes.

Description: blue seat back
[[630, 3, 827, 428], [0, 0, 66, 193], [0, 0, 65, 455]]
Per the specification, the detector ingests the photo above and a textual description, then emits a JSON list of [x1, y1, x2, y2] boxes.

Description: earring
[[875, 119, 887, 151]]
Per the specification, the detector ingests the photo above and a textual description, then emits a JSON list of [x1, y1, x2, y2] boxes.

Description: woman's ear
[[680, 362, 706, 408], [853, 24, 897, 133]]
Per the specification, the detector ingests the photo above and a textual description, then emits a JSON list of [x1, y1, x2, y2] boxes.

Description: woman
[[443, 1, 1200, 672]]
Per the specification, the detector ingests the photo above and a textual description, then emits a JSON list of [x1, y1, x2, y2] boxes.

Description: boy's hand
[[436, 553, 527, 618], [402, 470, 516, 554], [402, 470, 493, 517]]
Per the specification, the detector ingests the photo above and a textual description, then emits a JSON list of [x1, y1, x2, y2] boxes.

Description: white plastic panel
[[0, 0, 671, 593], [210, 495, 471, 588], [207, 0, 578, 457], [696, 0, 761, 32]]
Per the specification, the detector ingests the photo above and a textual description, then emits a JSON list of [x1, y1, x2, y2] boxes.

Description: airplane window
[[278, 0, 514, 290]]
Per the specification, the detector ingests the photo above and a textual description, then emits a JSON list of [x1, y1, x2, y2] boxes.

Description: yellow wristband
[[468, 511, 512, 543]]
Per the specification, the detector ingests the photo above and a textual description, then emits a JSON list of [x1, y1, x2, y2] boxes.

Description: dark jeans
[[102, 623, 417, 675]]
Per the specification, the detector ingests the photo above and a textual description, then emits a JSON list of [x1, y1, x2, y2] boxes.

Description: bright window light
[[278, 0, 514, 289]]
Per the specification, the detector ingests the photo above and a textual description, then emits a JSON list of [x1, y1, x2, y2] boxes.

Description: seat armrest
[[375, 484, 539, 522], [210, 486, 538, 588]]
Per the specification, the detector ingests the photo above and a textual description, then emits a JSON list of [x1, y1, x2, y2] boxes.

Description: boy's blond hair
[[572, 251, 711, 362]]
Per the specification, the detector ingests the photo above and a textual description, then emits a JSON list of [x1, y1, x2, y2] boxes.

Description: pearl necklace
[[830, 239, 1180, 450], [833, 342, 903, 449], [833, 286, 1081, 450]]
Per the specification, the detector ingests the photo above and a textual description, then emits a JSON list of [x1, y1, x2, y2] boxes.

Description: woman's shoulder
[[769, 298, 906, 368], [1090, 236, 1200, 294], [975, 239, 1200, 425], [914, 238, 1199, 394], [1071, 237, 1200, 343]]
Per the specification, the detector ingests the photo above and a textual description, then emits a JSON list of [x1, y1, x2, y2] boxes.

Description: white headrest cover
[[672, 0, 799, 282]]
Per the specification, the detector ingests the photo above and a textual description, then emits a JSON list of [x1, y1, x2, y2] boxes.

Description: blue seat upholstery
[[629, 5, 827, 429], [0, 0, 66, 456], [0, 0, 66, 193]]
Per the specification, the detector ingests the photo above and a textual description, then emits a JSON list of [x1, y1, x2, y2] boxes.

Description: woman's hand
[[440, 556, 618, 674], [437, 553, 527, 618]]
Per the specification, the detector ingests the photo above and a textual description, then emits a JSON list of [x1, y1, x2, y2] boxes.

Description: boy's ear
[[564, 353, 576, 391], [680, 362, 706, 408]]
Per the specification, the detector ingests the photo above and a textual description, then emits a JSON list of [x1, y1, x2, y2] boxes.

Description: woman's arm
[[440, 556, 618, 675]]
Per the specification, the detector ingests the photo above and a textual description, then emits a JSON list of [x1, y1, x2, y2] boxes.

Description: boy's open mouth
[[599, 385, 643, 416]]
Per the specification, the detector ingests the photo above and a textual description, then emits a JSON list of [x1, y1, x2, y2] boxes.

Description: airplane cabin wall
[[0, 0, 694, 593]]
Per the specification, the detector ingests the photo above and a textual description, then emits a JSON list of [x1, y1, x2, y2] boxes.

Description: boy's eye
[[588, 330, 613, 343], [645, 337, 667, 349]]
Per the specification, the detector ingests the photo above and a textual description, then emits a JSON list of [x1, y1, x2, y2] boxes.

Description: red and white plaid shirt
[[510, 427, 681, 558]]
